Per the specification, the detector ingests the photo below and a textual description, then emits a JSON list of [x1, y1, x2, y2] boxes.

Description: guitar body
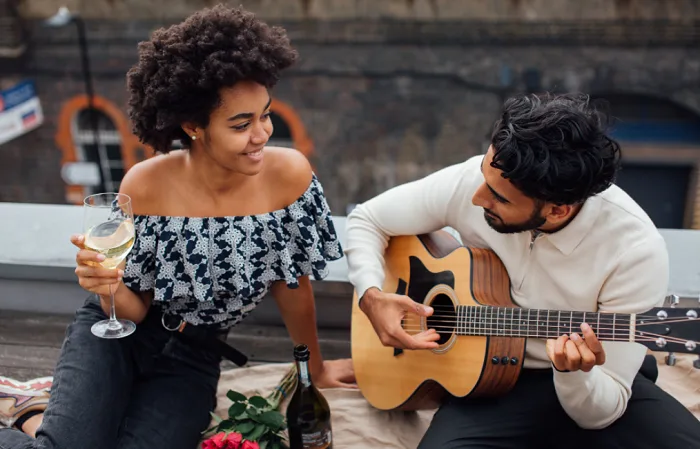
[[351, 231, 526, 411]]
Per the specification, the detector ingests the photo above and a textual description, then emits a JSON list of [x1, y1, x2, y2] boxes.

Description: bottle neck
[[295, 359, 312, 388]]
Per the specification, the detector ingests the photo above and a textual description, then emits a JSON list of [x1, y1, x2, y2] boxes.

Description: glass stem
[[107, 282, 121, 330]]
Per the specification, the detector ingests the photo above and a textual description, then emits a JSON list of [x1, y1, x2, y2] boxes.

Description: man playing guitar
[[344, 92, 700, 448]]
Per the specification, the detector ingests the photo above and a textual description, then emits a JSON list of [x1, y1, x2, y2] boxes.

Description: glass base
[[91, 319, 136, 339]]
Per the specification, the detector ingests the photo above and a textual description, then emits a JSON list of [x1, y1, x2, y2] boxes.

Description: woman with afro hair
[[0, 5, 355, 448]]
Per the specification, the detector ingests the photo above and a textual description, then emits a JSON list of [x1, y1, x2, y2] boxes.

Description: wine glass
[[83, 192, 137, 339]]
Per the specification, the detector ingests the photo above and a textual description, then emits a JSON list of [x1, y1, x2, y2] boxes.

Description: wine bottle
[[286, 344, 333, 449]]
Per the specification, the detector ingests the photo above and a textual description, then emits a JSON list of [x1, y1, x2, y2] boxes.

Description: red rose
[[202, 432, 243, 449], [241, 441, 260, 449], [224, 432, 243, 448], [202, 432, 225, 449]]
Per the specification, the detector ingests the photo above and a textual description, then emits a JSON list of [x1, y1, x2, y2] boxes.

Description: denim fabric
[[0, 296, 222, 449]]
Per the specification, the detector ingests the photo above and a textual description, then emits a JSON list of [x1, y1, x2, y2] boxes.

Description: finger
[[397, 296, 433, 317], [339, 372, 356, 383], [79, 277, 122, 289], [565, 339, 581, 371], [413, 329, 441, 343], [337, 367, 355, 383], [392, 327, 439, 350], [545, 339, 556, 361], [570, 333, 596, 372], [70, 234, 85, 249], [76, 249, 106, 265], [581, 323, 606, 365], [75, 266, 122, 279], [551, 335, 569, 371]]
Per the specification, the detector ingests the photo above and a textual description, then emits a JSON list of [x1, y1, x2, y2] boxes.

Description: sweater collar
[[539, 195, 602, 256]]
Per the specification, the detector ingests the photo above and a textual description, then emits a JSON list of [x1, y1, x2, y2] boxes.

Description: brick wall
[[17, 0, 700, 21], [1, 11, 700, 218]]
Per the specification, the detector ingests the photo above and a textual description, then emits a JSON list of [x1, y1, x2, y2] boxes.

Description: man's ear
[[545, 203, 577, 225]]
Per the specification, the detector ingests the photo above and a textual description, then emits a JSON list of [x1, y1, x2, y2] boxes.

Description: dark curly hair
[[126, 4, 298, 153], [490, 92, 622, 205]]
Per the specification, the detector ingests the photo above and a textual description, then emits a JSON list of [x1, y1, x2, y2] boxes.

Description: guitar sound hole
[[426, 293, 455, 346]]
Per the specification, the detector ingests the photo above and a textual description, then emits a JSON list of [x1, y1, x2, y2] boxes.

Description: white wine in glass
[[83, 193, 137, 339]]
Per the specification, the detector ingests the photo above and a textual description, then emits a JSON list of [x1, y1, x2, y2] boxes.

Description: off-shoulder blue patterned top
[[122, 174, 343, 329]]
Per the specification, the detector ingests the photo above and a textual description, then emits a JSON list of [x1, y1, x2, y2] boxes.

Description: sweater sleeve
[[552, 233, 670, 429], [344, 159, 476, 300]]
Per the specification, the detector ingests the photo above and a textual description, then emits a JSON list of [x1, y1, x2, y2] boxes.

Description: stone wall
[[17, 0, 700, 21], [2, 1, 700, 216]]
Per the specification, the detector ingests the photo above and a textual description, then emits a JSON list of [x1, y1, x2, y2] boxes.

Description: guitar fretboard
[[454, 306, 634, 342]]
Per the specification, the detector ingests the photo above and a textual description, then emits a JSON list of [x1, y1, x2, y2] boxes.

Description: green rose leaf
[[248, 395, 270, 409], [246, 424, 267, 442], [258, 411, 285, 431], [209, 412, 223, 424], [218, 420, 235, 432], [236, 421, 256, 433], [227, 390, 247, 403], [228, 402, 247, 418]]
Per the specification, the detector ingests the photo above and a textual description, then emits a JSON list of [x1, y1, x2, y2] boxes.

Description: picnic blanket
[[210, 353, 700, 449]]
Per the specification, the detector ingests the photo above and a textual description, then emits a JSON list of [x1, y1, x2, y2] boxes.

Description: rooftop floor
[[0, 309, 351, 380]]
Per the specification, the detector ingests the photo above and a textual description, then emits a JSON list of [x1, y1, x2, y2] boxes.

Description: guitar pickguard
[[393, 256, 457, 357], [406, 255, 455, 303]]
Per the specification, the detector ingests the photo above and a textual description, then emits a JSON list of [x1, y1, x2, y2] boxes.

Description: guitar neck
[[454, 305, 635, 342]]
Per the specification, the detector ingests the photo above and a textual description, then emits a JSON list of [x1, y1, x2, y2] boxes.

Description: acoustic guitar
[[350, 230, 700, 411]]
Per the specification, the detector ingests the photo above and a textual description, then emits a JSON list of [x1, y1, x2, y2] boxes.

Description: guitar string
[[397, 324, 693, 344], [399, 317, 696, 331], [402, 325, 689, 343], [397, 332, 691, 345], [399, 314, 694, 332], [427, 305, 692, 322], [412, 310, 694, 326], [400, 315, 695, 325], [398, 330, 690, 343], [398, 321, 690, 338], [400, 315, 695, 328], [397, 322, 679, 334]]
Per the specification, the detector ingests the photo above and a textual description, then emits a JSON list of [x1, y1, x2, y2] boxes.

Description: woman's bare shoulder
[[119, 151, 186, 215], [263, 146, 314, 205]]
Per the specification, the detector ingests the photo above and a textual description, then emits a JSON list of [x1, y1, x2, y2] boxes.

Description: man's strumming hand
[[359, 287, 440, 350]]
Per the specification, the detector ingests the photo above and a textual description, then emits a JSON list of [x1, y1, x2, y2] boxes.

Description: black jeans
[[417, 364, 700, 449], [0, 296, 222, 449]]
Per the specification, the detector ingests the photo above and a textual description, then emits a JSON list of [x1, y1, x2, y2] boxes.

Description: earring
[[191, 135, 197, 140]]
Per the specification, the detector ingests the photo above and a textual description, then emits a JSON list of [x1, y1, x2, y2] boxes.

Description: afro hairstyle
[[126, 4, 298, 153]]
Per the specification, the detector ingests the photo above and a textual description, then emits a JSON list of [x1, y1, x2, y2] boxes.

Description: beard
[[483, 207, 547, 234]]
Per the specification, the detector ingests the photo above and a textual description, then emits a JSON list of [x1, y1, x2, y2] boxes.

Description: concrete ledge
[[2, 202, 700, 320], [0, 202, 351, 283]]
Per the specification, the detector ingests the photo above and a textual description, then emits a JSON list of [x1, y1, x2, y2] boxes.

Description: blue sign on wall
[[0, 80, 44, 146]]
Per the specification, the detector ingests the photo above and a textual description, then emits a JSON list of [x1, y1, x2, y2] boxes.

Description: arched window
[[71, 109, 124, 193], [268, 111, 294, 148], [269, 99, 314, 159]]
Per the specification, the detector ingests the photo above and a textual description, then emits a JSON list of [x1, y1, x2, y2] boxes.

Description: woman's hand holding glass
[[71, 234, 125, 297]]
